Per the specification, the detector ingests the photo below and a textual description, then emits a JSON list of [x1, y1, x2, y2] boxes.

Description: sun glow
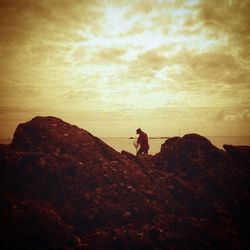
[[103, 6, 131, 36]]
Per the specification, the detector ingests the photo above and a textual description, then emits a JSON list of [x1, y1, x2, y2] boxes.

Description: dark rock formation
[[223, 144, 250, 168], [0, 116, 249, 249]]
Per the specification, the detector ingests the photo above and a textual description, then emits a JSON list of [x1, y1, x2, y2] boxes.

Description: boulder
[[155, 134, 227, 172], [11, 116, 119, 162]]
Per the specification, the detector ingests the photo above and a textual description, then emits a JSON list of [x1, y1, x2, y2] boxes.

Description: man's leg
[[136, 147, 143, 156]]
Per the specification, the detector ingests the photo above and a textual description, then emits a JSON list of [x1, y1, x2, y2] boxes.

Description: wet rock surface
[[0, 116, 249, 249]]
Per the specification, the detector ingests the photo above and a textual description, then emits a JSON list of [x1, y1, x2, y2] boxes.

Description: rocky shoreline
[[0, 116, 249, 249]]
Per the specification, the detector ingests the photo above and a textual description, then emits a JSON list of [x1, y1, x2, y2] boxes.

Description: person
[[136, 128, 149, 156]]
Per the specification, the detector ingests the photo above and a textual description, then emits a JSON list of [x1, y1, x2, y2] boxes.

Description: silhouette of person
[[136, 128, 149, 156]]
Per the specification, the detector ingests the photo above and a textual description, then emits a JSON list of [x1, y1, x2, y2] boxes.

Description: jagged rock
[[0, 117, 249, 250]]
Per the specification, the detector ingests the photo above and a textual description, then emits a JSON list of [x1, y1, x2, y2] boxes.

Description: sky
[[0, 0, 250, 138]]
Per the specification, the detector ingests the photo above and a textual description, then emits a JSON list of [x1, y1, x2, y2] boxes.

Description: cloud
[[73, 46, 127, 64], [241, 109, 250, 122], [0, 80, 42, 100], [215, 110, 225, 122], [0, 105, 44, 115], [197, 0, 250, 59], [213, 108, 250, 123], [0, 0, 249, 137], [60, 89, 101, 108]]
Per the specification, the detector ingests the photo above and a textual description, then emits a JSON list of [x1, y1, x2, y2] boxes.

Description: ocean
[[101, 136, 250, 155], [1, 136, 250, 155]]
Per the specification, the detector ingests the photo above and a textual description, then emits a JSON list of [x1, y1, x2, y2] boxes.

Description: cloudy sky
[[0, 0, 249, 138]]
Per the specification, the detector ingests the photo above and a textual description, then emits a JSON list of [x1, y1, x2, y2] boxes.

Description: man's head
[[136, 128, 142, 134]]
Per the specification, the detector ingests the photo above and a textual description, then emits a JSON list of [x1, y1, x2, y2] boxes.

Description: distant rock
[[0, 117, 249, 249]]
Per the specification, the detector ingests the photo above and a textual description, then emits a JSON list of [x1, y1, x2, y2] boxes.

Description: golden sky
[[0, 0, 250, 137]]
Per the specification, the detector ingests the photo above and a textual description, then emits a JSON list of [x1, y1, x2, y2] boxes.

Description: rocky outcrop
[[0, 116, 249, 249], [11, 116, 119, 161]]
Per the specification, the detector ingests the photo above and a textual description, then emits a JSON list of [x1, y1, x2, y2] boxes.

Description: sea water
[[1, 136, 250, 156], [101, 136, 250, 155]]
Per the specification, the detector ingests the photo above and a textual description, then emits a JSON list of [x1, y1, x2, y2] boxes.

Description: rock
[[0, 196, 74, 249], [155, 134, 227, 173], [0, 117, 249, 249], [11, 116, 119, 162], [223, 144, 250, 168]]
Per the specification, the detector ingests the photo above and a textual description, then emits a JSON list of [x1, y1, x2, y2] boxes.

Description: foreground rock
[[0, 116, 249, 249]]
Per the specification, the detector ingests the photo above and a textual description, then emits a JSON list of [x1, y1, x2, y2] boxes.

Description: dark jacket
[[137, 131, 149, 150]]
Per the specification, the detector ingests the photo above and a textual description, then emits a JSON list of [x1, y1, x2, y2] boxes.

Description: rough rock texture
[[0, 116, 249, 249]]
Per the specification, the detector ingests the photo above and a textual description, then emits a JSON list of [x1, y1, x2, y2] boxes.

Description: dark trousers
[[136, 147, 149, 156]]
